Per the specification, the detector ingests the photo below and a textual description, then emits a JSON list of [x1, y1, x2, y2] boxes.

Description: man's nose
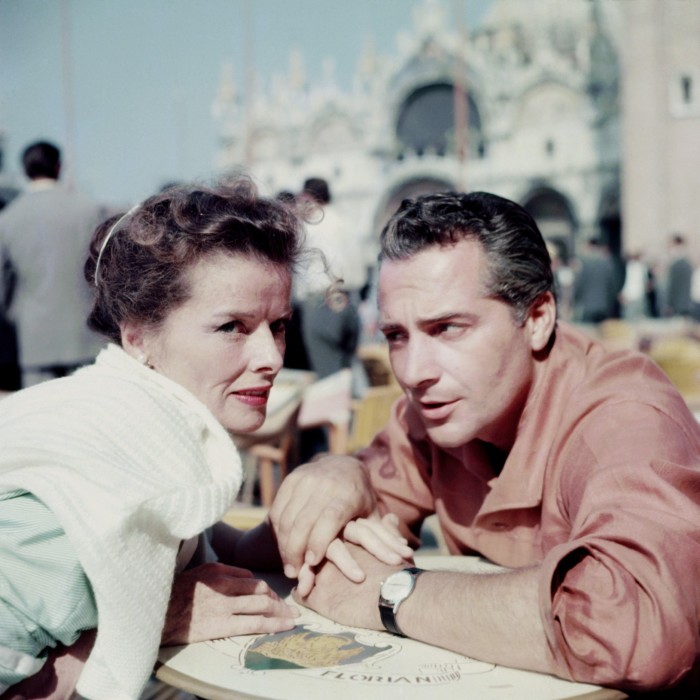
[[395, 337, 437, 389]]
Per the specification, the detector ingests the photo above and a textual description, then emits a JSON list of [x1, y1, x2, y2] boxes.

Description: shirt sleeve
[[0, 491, 98, 687], [356, 396, 436, 546], [539, 401, 700, 690]]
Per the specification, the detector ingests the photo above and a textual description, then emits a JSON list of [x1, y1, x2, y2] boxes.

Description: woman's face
[[127, 251, 293, 434]]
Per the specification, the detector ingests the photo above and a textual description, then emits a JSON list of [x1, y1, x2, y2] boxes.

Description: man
[[572, 236, 620, 323], [664, 233, 694, 318], [270, 191, 700, 693], [0, 141, 103, 387]]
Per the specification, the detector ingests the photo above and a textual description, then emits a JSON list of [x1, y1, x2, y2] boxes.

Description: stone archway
[[521, 187, 577, 263], [374, 176, 455, 239]]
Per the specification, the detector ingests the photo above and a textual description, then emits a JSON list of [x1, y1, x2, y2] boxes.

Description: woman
[[0, 178, 410, 700]]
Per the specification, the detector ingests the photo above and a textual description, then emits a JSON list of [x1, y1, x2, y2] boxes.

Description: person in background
[[270, 191, 700, 695], [572, 236, 619, 323], [664, 233, 693, 317], [0, 141, 104, 387], [295, 177, 366, 379], [0, 248, 19, 392], [294, 177, 365, 458], [545, 241, 574, 321], [619, 250, 651, 320], [275, 189, 311, 372], [0, 178, 409, 700], [691, 254, 700, 323]]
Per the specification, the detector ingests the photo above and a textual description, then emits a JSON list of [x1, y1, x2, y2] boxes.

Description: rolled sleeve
[[539, 404, 700, 690]]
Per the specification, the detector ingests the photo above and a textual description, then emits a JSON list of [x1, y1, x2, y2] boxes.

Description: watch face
[[381, 570, 414, 603]]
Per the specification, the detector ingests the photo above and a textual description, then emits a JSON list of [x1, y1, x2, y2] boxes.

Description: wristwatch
[[378, 567, 424, 636]]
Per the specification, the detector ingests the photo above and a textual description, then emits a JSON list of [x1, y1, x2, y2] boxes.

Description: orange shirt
[[359, 322, 700, 690]]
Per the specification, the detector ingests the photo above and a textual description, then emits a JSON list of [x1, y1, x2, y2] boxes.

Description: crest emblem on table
[[243, 625, 389, 670]]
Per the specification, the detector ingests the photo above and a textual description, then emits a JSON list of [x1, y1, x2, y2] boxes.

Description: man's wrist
[[378, 567, 424, 636]]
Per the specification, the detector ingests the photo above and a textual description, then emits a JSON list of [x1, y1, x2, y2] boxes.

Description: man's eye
[[435, 322, 464, 336]]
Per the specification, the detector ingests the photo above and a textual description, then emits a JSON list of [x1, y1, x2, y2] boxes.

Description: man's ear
[[526, 291, 557, 352]]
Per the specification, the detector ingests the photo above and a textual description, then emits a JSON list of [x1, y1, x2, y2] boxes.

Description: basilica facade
[[213, 0, 698, 270]]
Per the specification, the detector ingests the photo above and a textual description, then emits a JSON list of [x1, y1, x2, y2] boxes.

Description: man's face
[[378, 239, 551, 451]]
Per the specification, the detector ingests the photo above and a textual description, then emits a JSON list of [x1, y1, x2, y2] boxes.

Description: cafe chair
[[297, 368, 353, 455], [347, 382, 404, 453], [649, 335, 700, 411], [597, 319, 639, 352], [357, 342, 397, 386]]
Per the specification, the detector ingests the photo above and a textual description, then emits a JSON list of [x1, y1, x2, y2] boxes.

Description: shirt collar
[[27, 178, 59, 193]]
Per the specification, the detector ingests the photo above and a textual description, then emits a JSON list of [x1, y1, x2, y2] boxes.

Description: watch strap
[[379, 566, 423, 637]]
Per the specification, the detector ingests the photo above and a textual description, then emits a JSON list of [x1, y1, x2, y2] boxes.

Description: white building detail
[[213, 0, 625, 269]]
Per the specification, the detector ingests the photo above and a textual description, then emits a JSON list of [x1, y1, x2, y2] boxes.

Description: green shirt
[[0, 489, 97, 687]]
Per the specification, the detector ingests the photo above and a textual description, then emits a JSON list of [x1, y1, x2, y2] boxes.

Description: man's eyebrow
[[380, 312, 477, 331]]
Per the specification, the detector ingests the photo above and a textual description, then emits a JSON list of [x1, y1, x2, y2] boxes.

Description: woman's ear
[[526, 291, 557, 352], [120, 321, 148, 364]]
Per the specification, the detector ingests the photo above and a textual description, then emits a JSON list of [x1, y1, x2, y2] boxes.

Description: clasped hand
[[295, 513, 414, 597]]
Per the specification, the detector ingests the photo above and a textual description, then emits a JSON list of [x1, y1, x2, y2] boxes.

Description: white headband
[[93, 204, 140, 286]]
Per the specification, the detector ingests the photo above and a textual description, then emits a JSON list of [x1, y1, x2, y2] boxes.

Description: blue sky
[[0, 0, 490, 208]]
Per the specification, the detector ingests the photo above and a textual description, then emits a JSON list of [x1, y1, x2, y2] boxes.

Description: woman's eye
[[271, 319, 289, 336], [382, 330, 405, 344], [218, 320, 243, 334]]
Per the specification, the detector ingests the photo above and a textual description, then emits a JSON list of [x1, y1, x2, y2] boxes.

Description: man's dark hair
[[21, 141, 61, 180], [380, 190, 555, 324]]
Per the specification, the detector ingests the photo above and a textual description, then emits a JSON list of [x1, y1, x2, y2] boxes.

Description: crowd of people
[[0, 141, 699, 698], [557, 232, 699, 325]]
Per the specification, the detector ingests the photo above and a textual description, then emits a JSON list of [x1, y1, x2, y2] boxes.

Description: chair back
[[649, 336, 700, 408], [348, 383, 404, 453], [298, 368, 353, 454]]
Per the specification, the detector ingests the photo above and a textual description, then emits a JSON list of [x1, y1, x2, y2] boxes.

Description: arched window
[[396, 83, 484, 158]]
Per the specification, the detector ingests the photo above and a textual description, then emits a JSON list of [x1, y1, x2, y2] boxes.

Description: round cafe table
[[156, 556, 627, 700]]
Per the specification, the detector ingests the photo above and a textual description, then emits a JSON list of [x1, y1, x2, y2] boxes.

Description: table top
[[156, 556, 627, 700]]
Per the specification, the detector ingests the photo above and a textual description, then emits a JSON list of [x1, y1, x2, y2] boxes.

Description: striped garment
[[0, 490, 97, 689]]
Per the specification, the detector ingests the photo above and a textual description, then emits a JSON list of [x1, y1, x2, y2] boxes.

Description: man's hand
[[295, 514, 414, 597], [162, 562, 298, 645], [269, 455, 376, 578], [293, 543, 404, 630], [0, 629, 95, 700]]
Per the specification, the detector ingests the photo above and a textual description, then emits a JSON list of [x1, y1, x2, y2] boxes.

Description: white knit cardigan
[[0, 344, 242, 699]]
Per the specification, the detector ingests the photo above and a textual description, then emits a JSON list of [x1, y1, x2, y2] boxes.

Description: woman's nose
[[250, 327, 284, 373]]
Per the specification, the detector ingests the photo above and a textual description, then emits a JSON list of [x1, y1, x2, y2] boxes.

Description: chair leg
[[258, 456, 276, 507]]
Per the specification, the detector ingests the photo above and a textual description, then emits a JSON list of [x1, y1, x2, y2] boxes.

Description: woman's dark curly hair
[[85, 177, 304, 344]]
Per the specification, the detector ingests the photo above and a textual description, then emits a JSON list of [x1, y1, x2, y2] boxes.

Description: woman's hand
[[296, 513, 414, 597], [162, 562, 298, 645]]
